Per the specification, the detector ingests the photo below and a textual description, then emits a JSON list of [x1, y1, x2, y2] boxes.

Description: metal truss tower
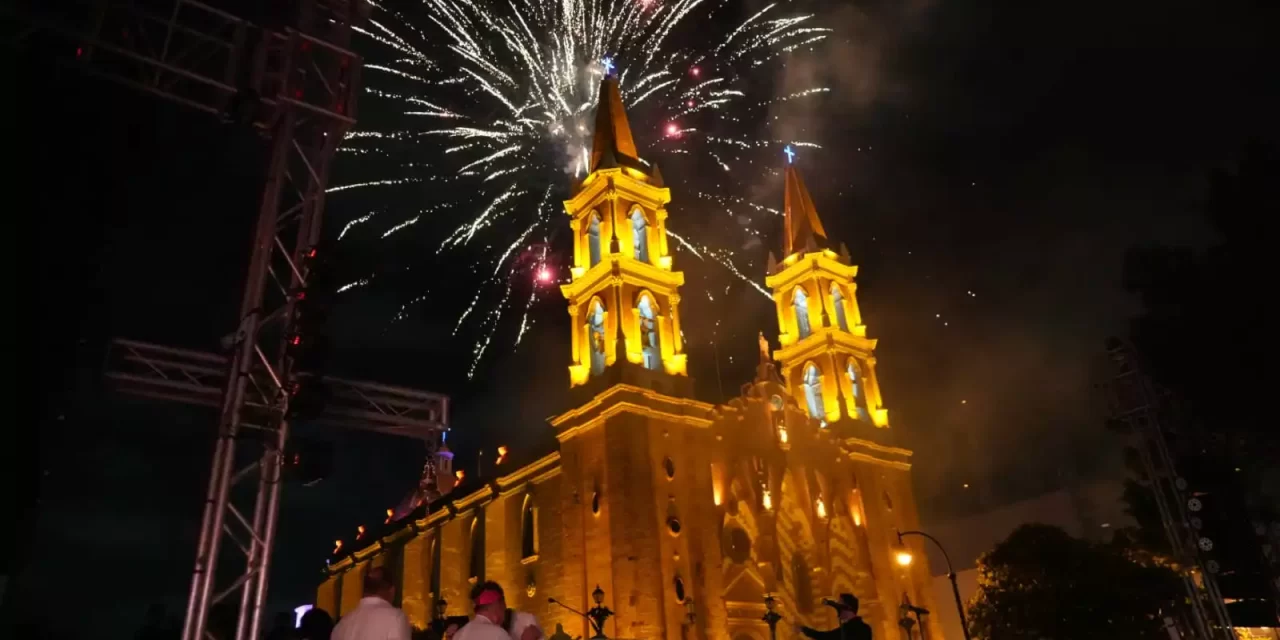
[[7, 2, 449, 639], [1104, 339, 1233, 639]]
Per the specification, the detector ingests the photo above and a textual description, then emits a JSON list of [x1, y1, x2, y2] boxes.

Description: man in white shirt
[[454, 582, 543, 640], [332, 566, 412, 640]]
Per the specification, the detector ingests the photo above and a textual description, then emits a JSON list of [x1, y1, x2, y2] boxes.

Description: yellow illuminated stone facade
[[317, 79, 943, 640]]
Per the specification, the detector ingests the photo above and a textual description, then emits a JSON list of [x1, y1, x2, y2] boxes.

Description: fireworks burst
[[331, 0, 831, 376]]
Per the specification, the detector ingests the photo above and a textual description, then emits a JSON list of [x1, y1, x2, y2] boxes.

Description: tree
[[967, 524, 1182, 640]]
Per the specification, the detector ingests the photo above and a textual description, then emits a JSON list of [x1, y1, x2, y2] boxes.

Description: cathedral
[[315, 76, 944, 640]]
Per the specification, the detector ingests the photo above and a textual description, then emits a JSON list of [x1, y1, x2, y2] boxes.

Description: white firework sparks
[[330, 0, 831, 376]]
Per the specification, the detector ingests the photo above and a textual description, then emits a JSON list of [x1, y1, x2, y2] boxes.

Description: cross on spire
[[784, 145, 795, 164], [601, 56, 615, 76]]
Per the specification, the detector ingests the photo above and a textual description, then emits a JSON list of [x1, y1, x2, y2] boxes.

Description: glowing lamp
[[761, 488, 773, 510], [815, 496, 827, 519], [496, 445, 509, 465], [894, 546, 914, 567], [455, 470, 465, 480]]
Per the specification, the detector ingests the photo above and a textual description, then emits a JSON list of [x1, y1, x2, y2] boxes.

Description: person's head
[[835, 593, 859, 621], [364, 566, 397, 603], [469, 581, 507, 624], [298, 608, 334, 640]]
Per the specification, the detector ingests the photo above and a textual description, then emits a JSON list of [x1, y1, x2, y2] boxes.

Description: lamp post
[[895, 530, 970, 640], [762, 594, 783, 640], [434, 598, 448, 621], [682, 598, 698, 640], [586, 585, 614, 639]]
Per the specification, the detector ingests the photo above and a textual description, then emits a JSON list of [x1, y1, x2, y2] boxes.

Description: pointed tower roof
[[783, 165, 828, 256], [590, 77, 642, 173]]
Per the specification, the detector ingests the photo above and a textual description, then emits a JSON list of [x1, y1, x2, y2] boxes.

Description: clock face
[[770, 395, 784, 411]]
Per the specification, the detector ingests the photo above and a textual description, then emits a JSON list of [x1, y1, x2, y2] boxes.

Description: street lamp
[[434, 598, 448, 620], [896, 529, 971, 640], [586, 585, 614, 639], [762, 594, 783, 640]]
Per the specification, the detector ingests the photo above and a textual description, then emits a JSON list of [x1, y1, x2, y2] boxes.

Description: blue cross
[[784, 145, 796, 164], [601, 56, 615, 76]]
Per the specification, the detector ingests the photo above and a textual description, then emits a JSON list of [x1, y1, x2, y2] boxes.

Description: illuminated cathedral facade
[[316, 77, 943, 640]]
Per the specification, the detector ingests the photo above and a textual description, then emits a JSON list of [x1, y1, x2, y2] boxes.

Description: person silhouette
[[793, 594, 873, 640]]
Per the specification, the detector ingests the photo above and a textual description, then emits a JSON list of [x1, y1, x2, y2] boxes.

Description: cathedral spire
[[766, 157, 889, 429], [590, 77, 641, 173], [561, 73, 687, 388], [783, 164, 828, 257]]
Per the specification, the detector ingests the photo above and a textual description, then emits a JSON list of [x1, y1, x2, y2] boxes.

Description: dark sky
[[19, 0, 1276, 637]]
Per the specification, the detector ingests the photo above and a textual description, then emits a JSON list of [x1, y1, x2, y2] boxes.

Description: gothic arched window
[[846, 359, 868, 421], [428, 535, 441, 611], [521, 498, 538, 559], [831, 284, 849, 331], [793, 287, 812, 338], [631, 208, 650, 263], [638, 295, 662, 371], [468, 516, 484, 582], [587, 212, 603, 267], [803, 363, 824, 420], [588, 299, 606, 376]]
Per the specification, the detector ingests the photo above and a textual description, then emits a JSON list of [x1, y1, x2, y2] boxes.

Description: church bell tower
[[560, 75, 688, 387], [765, 161, 890, 429]]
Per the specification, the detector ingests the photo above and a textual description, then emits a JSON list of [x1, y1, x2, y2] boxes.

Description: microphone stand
[[548, 598, 609, 639]]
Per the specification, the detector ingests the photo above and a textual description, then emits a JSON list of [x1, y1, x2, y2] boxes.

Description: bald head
[[363, 567, 397, 602]]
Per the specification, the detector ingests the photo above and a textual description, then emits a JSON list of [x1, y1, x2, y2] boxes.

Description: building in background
[[317, 77, 943, 640]]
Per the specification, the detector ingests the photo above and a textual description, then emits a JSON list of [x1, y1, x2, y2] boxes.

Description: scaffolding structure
[[7, 2, 449, 639], [1105, 339, 1234, 639]]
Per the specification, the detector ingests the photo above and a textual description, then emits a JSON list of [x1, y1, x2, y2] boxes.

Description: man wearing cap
[[454, 581, 544, 640], [793, 593, 873, 640]]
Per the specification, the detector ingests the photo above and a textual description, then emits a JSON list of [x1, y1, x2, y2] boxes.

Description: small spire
[[590, 77, 641, 173], [766, 251, 778, 274], [651, 162, 665, 187], [783, 164, 828, 257]]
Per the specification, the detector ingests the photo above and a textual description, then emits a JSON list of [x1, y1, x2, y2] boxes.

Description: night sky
[[19, 0, 1276, 637]]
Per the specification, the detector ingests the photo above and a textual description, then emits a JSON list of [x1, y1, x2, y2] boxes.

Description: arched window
[[831, 284, 849, 331], [587, 213, 603, 267], [846, 360, 868, 421], [521, 499, 538, 559], [588, 300, 606, 376], [428, 535, 441, 611], [468, 516, 484, 582], [638, 295, 662, 371], [803, 364, 824, 420], [631, 208, 650, 262], [793, 287, 812, 338]]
